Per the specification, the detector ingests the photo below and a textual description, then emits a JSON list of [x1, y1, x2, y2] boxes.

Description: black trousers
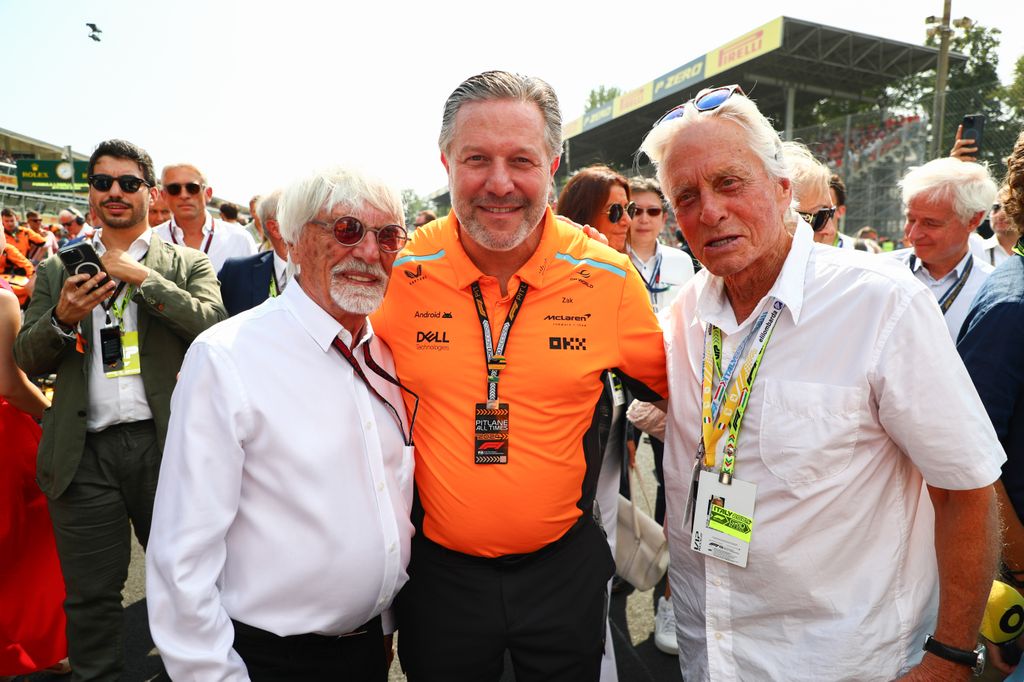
[[397, 515, 614, 682], [232, 617, 386, 681], [47, 420, 160, 682]]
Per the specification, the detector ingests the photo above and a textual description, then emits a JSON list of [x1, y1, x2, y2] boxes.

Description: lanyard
[[909, 254, 973, 314], [699, 299, 785, 482], [269, 267, 282, 298], [98, 248, 148, 327], [1014, 238, 1024, 258], [636, 251, 671, 295], [470, 280, 529, 408], [170, 218, 215, 254], [331, 336, 418, 447]]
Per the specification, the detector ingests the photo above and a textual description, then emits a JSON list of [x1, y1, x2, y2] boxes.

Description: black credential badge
[[474, 403, 509, 464]]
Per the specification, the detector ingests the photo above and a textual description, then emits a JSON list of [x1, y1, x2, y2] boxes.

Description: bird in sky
[[86, 23, 101, 33], [89, 33, 101, 42]]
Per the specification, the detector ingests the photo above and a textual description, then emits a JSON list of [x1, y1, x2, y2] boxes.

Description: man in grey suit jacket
[[14, 139, 226, 682]]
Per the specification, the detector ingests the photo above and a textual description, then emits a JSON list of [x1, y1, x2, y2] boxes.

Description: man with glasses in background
[[14, 139, 225, 681], [155, 163, 256, 272], [148, 167, 414, 680], [894, 157, 998, 340], [3, 207, 48, 261], [641, 85, 1003, 681], [24, 210, 59, 263], [58, 207, 92, 246], [979, 187, 1018, 268]]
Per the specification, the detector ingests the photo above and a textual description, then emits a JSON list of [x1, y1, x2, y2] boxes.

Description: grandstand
[[429, 16, 968, 238]]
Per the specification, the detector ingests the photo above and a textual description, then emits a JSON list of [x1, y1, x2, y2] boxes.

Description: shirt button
[[377, 482, 385, 492], [389, 542, 397, 553], [714, 578, 722, 587], [365, 421, 373, 430], [715, 632, 724, 640]]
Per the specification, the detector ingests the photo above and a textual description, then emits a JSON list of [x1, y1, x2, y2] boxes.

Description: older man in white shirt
[[893, 158, 998, 340], [147, 166, 415, 681], [155, 163, 257, 272], [639, 86, 1004, 682]]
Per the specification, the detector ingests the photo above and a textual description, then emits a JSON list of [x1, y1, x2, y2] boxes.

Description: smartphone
[[58, 242, 107, 280], [961, 114, 985, 153]]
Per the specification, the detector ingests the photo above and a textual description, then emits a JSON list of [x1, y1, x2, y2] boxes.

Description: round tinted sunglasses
[[607, 201, 637, 223], [164, 182, 204, 196], [653, 84, 747, 128], [88, 174, 150, 193], [308, 216, 409, 253], [797, 207, 837, 232], [633, 207, 664, 217]]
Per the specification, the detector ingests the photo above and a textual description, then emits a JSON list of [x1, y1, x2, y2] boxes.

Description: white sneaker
[[654, 596, 678, 655]]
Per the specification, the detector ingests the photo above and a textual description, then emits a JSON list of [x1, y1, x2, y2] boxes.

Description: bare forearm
[[1, 372, 48, 418], [923, 484, 999, 678]]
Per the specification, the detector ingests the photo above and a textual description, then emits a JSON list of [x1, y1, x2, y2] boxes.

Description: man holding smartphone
[[13, 139, 226, 681]]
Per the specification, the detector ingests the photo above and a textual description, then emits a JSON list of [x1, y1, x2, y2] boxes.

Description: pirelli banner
[[563, 17, 784, 140], [16, 159, 89, 192]]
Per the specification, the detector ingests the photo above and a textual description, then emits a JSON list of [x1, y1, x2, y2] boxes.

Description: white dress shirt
[[86, 229, 154, 431], [156, 212, 257, 273], [892, 248, 993, 340], [627, 242, 695, 313], [662, 223, 1004, 682], [979, 234, 1013, 268], [147, 281, 414, 681]]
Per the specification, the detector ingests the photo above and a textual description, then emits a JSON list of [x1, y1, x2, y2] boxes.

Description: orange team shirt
[[0, 243, 35, 306], [7, 227, 46, 258], [374, 208, 667, 557]]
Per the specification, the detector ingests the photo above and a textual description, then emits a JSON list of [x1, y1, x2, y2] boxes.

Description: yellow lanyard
[[700, 299, 785, 479]]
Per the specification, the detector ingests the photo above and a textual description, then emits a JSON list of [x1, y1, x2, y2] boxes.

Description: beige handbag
[[615, 464, 670, 591]]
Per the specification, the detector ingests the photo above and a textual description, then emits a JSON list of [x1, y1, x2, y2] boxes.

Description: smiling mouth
[[342, 273, 378, 284], [481, 206, 521, 214], [707, 236, 738, 248]]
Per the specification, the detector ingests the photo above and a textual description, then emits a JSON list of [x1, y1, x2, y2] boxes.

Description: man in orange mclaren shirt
[[373, 71, 667, 681]]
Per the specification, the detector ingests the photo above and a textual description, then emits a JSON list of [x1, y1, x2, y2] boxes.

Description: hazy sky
[[2, 0, 1020, 204]]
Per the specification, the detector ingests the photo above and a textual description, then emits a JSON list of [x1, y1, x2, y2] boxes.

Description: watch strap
[[923, 635, 985, 675]]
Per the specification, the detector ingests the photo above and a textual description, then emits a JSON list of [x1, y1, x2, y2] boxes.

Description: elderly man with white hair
[[640, 85, 1004, 681], [146, 166, 415, 680], [894, 157, 998, 340]]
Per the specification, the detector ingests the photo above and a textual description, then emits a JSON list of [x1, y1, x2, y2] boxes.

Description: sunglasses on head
[[797, 206, 837, 232], [654, 84, 747, 128], [308, 215, 409, 253], [88, 174, 150, 193], [633, 206, 664, 217], [607, 201, 637, 223], [164, 182, 204, 196]]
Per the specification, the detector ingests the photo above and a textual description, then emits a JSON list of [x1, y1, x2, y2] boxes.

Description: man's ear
[[441, 152, 450, 174], [204, 186, 214, 204], [969, 210, 986, 231]]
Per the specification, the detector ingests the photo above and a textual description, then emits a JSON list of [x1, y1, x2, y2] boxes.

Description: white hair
[[255, 189, 281, 225], [900, 157, 997, 224], [781, 141, 830, 206], [639, 91, 787, 191], [276, 166, 404, 246]]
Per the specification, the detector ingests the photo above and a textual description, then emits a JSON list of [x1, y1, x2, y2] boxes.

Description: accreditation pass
[[690, 470, 757, 567]]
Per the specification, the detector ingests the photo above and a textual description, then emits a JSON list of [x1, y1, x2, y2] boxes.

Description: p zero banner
[[0, 174, 17, 189], [16, 159, 89, 192]]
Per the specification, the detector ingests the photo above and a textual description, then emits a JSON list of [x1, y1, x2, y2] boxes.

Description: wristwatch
[[923, 634, 986, 676]]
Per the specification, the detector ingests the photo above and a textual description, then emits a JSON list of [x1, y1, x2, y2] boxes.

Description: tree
[[1004, 54, 1024, 121], [401, 189, 437, 226], [585, 86, 621, 112]]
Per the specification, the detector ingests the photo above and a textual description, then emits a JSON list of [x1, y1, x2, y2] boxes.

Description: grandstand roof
[[0, 125, 90, 162], [427, 16, 965, 208], [560, 16, 965, 177]]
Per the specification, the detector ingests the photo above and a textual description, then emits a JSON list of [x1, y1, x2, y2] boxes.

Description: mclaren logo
[[543, 313, 591, 322]]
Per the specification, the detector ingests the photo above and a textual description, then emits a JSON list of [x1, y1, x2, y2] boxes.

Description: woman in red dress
[[0, 232, 69, 677]]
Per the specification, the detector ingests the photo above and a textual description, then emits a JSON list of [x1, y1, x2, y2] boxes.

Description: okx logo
[[549, 336, 587, 351]]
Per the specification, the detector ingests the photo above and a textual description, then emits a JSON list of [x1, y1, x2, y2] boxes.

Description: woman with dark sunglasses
[[557, 164, 635, 253]]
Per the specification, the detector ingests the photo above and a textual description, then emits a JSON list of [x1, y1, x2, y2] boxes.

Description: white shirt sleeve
[[146, 340, 252, 681], [872, 288, 1005, 490]]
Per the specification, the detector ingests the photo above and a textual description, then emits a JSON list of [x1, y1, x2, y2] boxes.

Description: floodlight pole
[[930, 0, 952, 159]]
